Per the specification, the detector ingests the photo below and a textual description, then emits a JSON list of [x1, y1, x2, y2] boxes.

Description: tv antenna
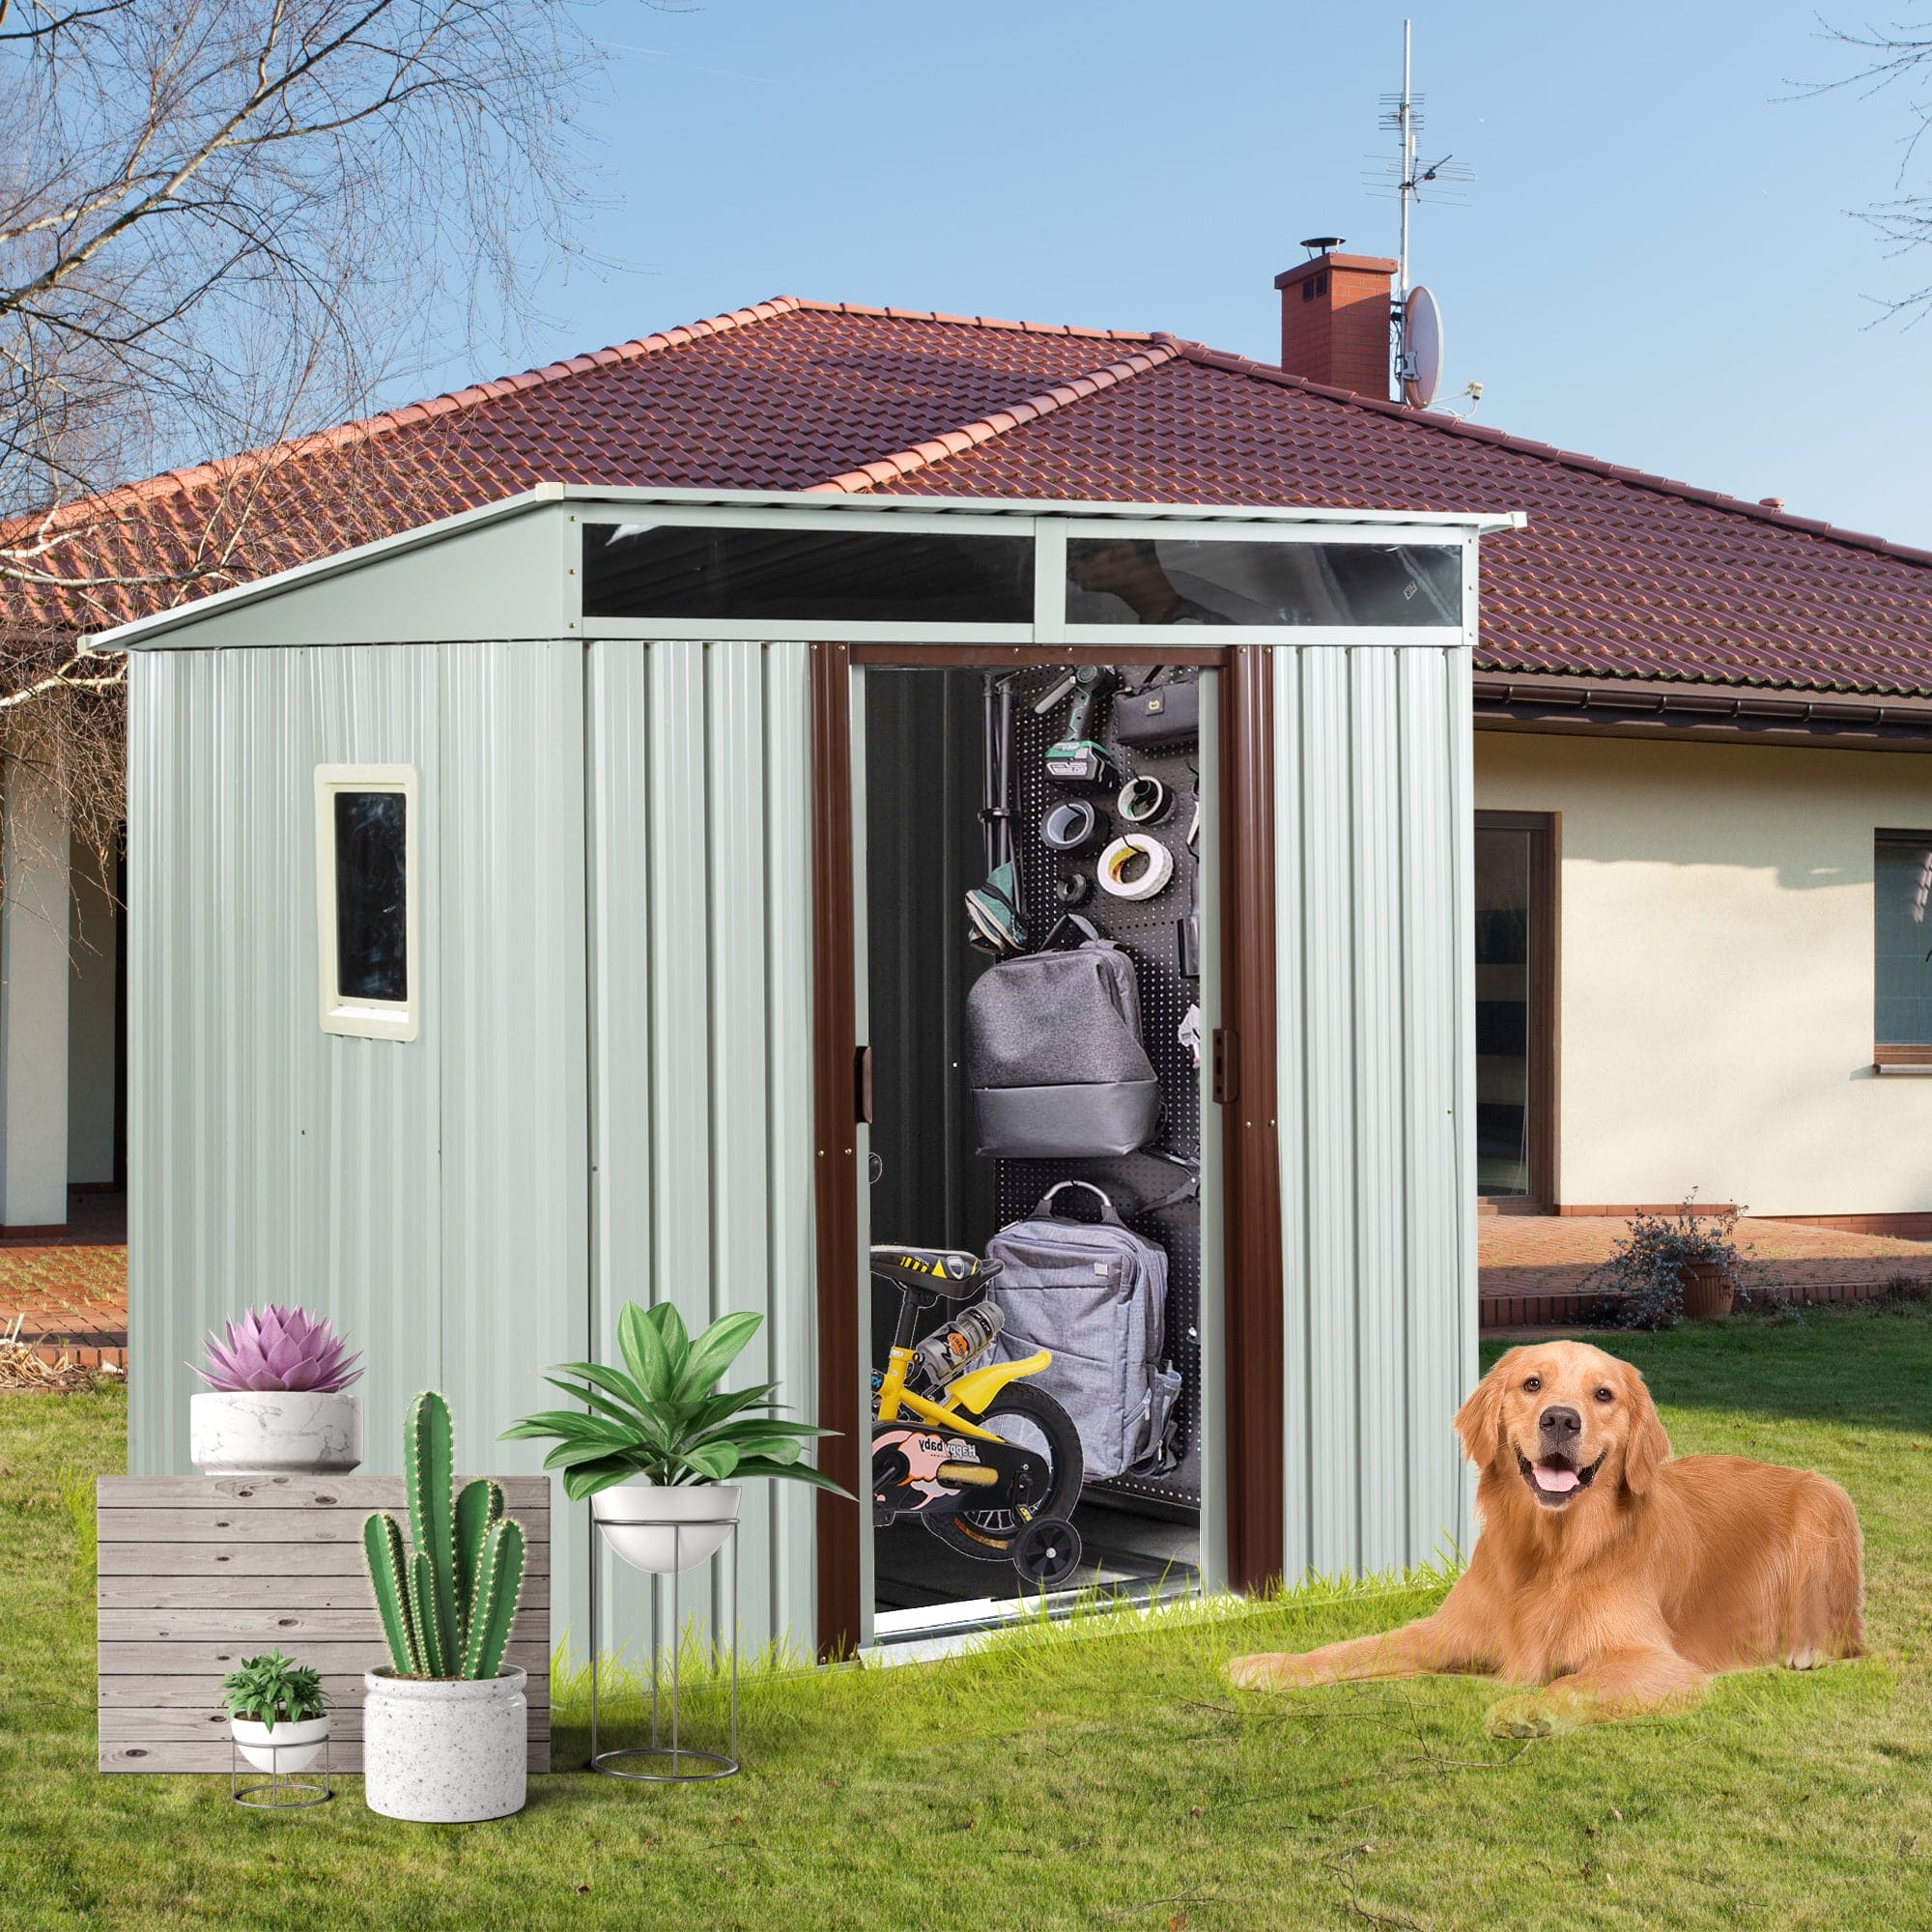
[[1364, 19, 1474, 405]]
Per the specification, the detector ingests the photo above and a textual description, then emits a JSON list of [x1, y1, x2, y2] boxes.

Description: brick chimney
[[1273, 242, 1397, 398]]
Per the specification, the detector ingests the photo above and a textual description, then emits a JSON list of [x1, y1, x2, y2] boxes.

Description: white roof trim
[[88, 482, 1524, 651]]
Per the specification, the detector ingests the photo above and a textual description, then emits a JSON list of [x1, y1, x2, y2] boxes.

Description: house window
[[315, 764, 417, 1041], [1875, 830, 1932, 1066]]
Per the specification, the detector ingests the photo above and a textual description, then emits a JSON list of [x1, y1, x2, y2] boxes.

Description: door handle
[[1211, 1028, 1237, 1105], [854, 1044, 874, 1124]]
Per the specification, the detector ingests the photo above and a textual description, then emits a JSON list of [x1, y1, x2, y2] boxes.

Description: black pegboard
[[994, 667, 1204, 1508]]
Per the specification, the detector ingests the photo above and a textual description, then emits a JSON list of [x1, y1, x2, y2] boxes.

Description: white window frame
[[315, 763, 419, 1042]]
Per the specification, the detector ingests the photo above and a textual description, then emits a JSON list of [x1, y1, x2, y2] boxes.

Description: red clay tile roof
[[12, 294, 1932, 696]]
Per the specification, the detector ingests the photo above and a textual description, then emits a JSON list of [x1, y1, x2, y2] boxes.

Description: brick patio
[[0, 1191, 128, 1371], [1479, 1213, 1932, 1331], [6, 1195, 1931, 1369]]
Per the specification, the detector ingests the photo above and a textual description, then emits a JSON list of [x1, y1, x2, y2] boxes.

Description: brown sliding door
[[1473, 810, 1555, 1211]]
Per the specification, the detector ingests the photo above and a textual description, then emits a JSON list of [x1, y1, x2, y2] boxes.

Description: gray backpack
[[986, 1182, 1181, 1483], [966, 938, 1157, 1157]]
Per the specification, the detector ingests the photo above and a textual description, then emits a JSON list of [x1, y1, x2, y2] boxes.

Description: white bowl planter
[[362, 1668, 527, 1823], [230, 1714, 329, 1775], [591, 1481, 740, 1574], [190, 1391, 361, 1475]]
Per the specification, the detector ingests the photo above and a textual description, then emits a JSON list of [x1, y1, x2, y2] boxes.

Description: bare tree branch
[[1798, 15, 1932, 319], [0, 0, 614, 888]]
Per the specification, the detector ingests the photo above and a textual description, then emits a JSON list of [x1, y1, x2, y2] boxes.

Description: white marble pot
[[230, 1714, 329, 1775], [591, 1481, 740, 1574], [189, 1390, 362, 1475], [362, 1668, 527, 1823]]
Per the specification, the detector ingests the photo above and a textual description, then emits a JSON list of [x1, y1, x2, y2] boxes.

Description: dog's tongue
[[1534, 1463, 1579, 1492]]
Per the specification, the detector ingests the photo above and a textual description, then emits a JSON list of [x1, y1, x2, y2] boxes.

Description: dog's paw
[[1226, 1653, 1286, 1692], [1484, 1692, 1574, 1740], [1785, 1647, 1826, 1671]]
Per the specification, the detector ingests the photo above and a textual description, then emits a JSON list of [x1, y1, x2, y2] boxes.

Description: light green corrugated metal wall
[[128, 639, 591, 1635], [128, 621, 1469, 1660], [583, 639, 817, 1661], [1274, 642, 1475, 1583]]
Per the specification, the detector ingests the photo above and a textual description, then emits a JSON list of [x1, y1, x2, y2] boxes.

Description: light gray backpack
[[965, 937, 1157, 1157], [985, 1182, 1181, 1483]]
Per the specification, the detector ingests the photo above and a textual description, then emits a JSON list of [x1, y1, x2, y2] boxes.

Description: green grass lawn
[[7, 1308, 1932, 1931]]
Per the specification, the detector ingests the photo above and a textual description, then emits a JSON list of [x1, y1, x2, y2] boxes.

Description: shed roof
[[14, 294, 1932, 696]]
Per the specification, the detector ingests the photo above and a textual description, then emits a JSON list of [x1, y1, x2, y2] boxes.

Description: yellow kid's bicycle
[[870, 1244, 1084, 1588]]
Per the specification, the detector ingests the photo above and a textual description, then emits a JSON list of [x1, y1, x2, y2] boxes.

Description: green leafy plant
[[1588, 1196, 1769, 1330], [220, 1649, 327, 1730], [501, 1302, 852, 1502], [362, 1390, 526, 1680]]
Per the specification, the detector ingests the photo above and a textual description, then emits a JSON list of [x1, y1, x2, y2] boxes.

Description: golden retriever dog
[[1228, 1341, 1862, 1736]]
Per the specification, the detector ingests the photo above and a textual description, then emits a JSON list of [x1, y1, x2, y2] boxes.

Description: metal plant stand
[[587, 1514, 740, 1781], [229, 1730, 333, 1809]]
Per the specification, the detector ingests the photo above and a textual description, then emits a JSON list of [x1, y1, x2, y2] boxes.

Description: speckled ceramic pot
[[361, 1668, 526, 1823], [190, 1391, 361, 1474], [231, 1715, 328, 1775]]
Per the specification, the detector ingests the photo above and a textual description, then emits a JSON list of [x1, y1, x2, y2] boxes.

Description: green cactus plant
[[363, 1390, 526, 1680]]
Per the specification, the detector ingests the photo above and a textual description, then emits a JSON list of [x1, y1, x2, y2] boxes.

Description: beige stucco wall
[[1474, 728, 1932, 1216]]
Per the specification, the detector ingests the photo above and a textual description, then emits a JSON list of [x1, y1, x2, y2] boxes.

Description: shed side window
[[1876, 830, 1932, 1065], [334, 792, 408, 1001], [316, 765, 418, 1041]]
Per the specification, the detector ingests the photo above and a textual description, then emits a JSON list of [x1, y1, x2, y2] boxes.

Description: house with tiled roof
[[6, 257, 1932, 1236]]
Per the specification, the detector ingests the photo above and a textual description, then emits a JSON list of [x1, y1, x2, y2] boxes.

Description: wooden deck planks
[[98, 1475, 552, 1775]]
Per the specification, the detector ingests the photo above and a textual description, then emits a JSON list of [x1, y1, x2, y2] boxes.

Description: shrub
[[1589, 1197, 1769, 1330]]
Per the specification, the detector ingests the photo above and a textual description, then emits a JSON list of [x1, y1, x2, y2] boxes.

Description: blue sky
[[430, 1, 1932, 546]]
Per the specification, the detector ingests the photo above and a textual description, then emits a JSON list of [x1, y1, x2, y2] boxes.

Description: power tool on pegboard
[[1037, 666, 1120, 788]]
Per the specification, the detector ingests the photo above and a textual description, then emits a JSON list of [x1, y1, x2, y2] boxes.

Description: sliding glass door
[[1473, 812, 1553, 1208]]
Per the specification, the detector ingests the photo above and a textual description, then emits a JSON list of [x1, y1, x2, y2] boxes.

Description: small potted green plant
[[1591, 1197, 1761, 1328], [360, 1391, 528, 1823], [503, 1302, 849, 1575], [221, 1648, 330, 1773]]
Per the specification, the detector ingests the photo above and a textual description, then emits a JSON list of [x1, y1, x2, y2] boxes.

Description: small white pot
[[230, 1714, 329, 1775], [362, 1668, 527, 1824], [190, 1390, 362, 1475], [591, 1481, 740, 1574]]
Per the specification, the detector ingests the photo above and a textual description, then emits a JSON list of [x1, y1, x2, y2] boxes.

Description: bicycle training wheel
[[925, 1383, 1084, 1566]]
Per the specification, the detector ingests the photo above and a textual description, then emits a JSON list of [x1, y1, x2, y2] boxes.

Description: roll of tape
[[1097, 833, 1175, 901], [1054, 869, 1092, 907], [1118, 774, 1173, 826], [1041, 799, 1102, 853]]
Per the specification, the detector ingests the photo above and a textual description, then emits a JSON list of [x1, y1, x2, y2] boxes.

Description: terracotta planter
[[1679, 1262, 1735, 1321]]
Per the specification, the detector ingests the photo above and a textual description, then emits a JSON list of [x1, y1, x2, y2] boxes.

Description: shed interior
[[864, 661, 1209, 1630]]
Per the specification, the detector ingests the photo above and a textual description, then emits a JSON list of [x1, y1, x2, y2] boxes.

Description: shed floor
[[873, 1493, 1202, 1620]]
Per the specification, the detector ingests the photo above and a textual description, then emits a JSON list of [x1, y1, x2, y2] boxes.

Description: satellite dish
[[1402, 284, 1443, 408]]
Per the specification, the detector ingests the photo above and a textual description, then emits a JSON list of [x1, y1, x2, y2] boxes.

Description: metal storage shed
[[99, 484, 1520, 1658]]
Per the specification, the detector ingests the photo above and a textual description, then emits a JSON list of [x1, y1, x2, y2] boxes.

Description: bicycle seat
[[868, 1245, 1003, 1299]]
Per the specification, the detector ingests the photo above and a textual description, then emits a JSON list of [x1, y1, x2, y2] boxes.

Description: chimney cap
[[1299, 235, 1347, 254]]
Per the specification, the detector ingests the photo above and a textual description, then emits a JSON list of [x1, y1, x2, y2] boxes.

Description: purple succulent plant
[[194, 1305, 363, 1394]]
